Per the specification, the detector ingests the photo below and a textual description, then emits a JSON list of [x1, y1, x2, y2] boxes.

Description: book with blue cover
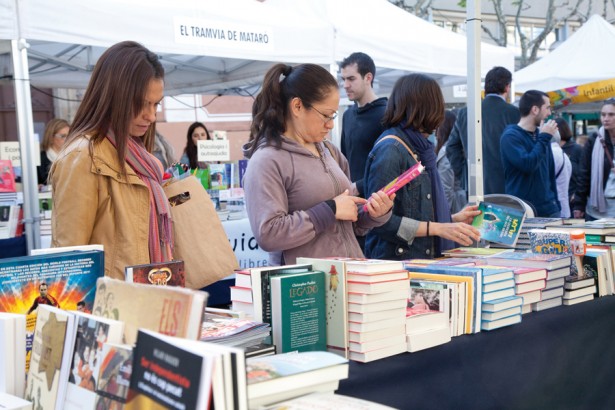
[[472, 201, 526, 247]]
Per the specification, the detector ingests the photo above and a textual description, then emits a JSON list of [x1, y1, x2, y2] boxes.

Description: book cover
[[209, 163, 229, 190], [0, 250, 104, 373], [125, 329, 215, 410], [64, 312, 125, 410], [25, 305, 77, 410], [0, 160, 16, 193], [238, 159, 248, 188], [471, 201, 525, 247], [248, 264, 313, 323], [91, 277, 207, 345], [407, 271, 474, 334], [271, 271, 326, 353], [94, 343, 133, 410], [124, 260, 185, 287], [485, 251, 571, 270], [407, 265, 482, 334], [246, 351, 348, 400], [296, 257, 349, 357], [407, 280, 449, 318], [362, 162, 425, 211]]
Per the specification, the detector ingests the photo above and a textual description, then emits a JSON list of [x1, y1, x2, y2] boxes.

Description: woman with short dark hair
[[364, 74, 480, 260]]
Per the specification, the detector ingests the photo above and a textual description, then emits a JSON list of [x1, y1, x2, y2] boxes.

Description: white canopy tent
[[1, 0, 511, 251], [515, 14, 615, 93]]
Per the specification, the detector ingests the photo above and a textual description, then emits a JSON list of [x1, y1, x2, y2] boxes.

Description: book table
[[338, 295, 615, 409]]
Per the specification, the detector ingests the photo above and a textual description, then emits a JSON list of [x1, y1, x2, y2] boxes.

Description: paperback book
[[471, 201, 526, 247]]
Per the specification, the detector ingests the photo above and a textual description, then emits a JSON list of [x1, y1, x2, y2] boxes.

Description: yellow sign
[[547, 78, 615, 108]]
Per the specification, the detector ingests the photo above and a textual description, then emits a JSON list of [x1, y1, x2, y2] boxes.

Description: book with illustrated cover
[[0, 249, 104, 374], [209, 163, 229, 190], [94, 343, 133, 410], [271, 271, 326, 354], [91, 277, 207, 345], [246, 351, 348, 408], [362, 162, 425, 211], [64, 312, 125, 410], [124, 260, 185, 287], [25, 305, 77, 410], [472, 201, 526, 247], [296, 258, 348, 357], [0, 160, 16, 193]]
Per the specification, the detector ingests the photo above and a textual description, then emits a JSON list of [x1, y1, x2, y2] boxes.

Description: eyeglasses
[[310, 106, 338, 124], [54, 133, 68, 139]]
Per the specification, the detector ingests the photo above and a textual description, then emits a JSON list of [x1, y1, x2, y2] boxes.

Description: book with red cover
[[362, 162, 424, 211], [124, 260, 185, 287], [0, 160, 16, 193]]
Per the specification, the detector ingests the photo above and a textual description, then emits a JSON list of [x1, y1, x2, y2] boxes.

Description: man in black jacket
[[340, 52, 388, 198], [446, 66, 520, 198]]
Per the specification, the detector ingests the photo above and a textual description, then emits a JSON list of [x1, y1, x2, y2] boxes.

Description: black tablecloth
[[338, 295, 615, 410]]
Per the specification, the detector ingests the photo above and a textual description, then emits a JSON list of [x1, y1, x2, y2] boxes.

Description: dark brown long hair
[[436, 110, 457, 154], [248, 63, 338, 157], [382, 73, 444, 134], [65, 41, 164, 172], [184, 121, 211, 169]]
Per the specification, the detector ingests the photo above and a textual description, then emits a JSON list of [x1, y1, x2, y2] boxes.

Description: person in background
[[436, 110, 465, 214], [500, 90, 560, 217], [340, 52, 388, 251], [446, 66, 520, 198], [551, 129, 572, 218], [153, 131, 176, 170], [243, 63, 394, 266], [576, 134, 589, 147], [574, 99, 615, 220], [38, 118, 70, 187], [180, 121, 211, 169], [50, 41, 173, 279], [364, 74, 481, 261], [556, 118, 582, 212], [340, 52, 388, 197]]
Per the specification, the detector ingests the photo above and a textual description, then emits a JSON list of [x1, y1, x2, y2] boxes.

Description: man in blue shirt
[[500, 90, 561, 217]]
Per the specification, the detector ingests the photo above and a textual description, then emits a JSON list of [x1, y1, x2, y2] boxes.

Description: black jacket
[[574, 131, 614, 211]]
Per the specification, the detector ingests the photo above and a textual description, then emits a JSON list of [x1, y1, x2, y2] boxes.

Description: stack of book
[[479, 266, 522, 330], [563, 274, 597, 305], [481, 295, 523, 331], [485, 251, 571, 313], [0, 200, 22, 239], [246, 351, 349, 409], [343, 259, 408, 362], [38, 191, 53, 238], [199, 317, 271, 348], [405, 279, 451, 352]]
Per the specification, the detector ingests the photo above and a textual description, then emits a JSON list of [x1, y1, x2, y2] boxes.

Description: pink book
[[363, 162, 425, 211]]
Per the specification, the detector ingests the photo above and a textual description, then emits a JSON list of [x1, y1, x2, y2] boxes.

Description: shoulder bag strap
[[375, 135, 420, 163]]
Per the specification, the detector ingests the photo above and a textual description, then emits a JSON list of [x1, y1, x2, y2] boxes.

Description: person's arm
[[51, 143, 99, 249], [27, 299, 38, 315]]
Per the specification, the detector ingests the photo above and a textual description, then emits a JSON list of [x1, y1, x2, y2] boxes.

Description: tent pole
[[329, 62, 342, 148], [466, 0, 484, 205], [12, 39, 41, 253]]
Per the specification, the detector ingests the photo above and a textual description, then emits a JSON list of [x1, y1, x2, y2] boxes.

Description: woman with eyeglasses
[[50, 41, 173, 279], [38, 118, 70, 187], [243, 63, 394, 265]]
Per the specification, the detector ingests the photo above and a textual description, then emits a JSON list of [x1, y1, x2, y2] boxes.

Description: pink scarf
[[107, 132, 173, 262]]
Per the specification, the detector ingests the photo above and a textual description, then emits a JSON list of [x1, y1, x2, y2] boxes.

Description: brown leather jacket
[[51, 136, 151, 279]]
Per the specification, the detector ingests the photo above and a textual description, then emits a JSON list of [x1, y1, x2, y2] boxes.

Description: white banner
[[198, 140, 230, 162], [174, 17, 274, 51], [222, 218, 269, 269]]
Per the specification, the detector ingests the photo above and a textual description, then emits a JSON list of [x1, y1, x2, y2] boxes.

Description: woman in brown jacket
[[51, 41, 173, 279]]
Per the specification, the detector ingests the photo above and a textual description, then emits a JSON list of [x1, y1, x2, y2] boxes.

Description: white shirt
[[552, 142, 572, 218]]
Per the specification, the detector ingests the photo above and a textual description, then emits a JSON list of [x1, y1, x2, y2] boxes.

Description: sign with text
[[174, 17, 274, 51], [222, 218, 269, 269], [198, 140, 230, 162], [0, 141, 41, 167]]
